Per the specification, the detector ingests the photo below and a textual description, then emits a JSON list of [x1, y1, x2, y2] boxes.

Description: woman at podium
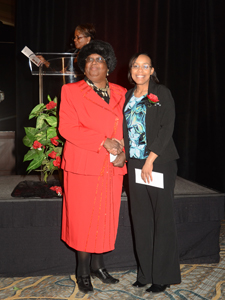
[[59, 40, 126, 294], [66, 23, 96, 83], [37, 23, 96, 83]]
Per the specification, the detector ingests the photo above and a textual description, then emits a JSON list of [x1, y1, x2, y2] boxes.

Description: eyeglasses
[[74, 35, 87, 40], [85, 57, 105, 63], [132, 64, 152, 70]]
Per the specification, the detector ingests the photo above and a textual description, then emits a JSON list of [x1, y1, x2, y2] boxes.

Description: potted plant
[[23, 95, 64, 188]]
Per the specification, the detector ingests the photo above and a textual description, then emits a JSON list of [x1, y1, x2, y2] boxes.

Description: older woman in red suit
[[58, 40, 126, 294]]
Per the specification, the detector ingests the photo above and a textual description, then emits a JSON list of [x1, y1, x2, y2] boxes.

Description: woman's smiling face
[[131, 55, 154, 87], [84, 53, 108, 86]]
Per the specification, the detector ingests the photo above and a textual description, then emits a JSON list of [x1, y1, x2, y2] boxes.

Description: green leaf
[[44, 149, 52, 156], [47, 127, 57, 139], [45, 116, 57, 127], [58, 138, 64, 144], [55, 146, 63, 156], [23, 149, 37, 162], [47, 95, 52, 102], [51, 111, 57, 116], [29, 103, 45, 119], [26, 153, 45, 171], [23, 127, 38, 147], [36, 114, 46, 129], [23, 135, 34, 148], [43, 172, 48, 183], [35, 131, 48, 145], [35, 130, 46, 140], [53, 96, 57, 103], [24, 127, 37, 139], [50, 160, 55, 170], [42, 158, 48, 164]]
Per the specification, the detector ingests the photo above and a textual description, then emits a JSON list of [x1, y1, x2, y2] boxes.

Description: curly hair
[[77, 40, 117, 74]]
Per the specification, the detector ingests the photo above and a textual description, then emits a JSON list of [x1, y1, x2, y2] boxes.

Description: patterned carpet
[[1, 221, 225, 300]]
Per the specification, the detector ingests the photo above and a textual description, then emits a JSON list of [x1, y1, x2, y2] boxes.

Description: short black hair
[[77, 40, 117, 74]]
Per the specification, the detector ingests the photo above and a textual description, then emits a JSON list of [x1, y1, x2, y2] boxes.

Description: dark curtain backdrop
[[16, 0, 225, 192]]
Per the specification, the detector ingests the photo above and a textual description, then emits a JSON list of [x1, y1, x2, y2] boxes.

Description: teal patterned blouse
[[124, 94, 149, 159]]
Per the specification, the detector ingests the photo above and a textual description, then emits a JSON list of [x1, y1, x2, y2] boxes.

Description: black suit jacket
[[123, 79, 179, 164]]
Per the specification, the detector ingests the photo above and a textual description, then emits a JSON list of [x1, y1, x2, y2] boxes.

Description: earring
[[107, 70, 109, 76]]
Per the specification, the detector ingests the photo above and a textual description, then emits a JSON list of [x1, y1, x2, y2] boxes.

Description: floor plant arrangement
[[23, 96, 64, 192]]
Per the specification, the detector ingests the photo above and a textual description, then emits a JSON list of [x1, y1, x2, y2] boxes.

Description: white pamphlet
[[135, 168, 164, 189], [21, 46, 42, 67], [110, 153, 117, 162]]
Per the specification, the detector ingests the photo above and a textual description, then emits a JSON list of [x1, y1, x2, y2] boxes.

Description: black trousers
[[127, 159, 181, 285]]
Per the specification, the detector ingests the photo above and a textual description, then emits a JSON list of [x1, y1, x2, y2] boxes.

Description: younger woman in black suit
[[123, 53, 181, 293]]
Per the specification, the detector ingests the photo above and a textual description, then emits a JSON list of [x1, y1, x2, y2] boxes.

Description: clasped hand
[[103, 138, 125, 168], [112, 151, 126, 168], [103, 138, 123, 155]]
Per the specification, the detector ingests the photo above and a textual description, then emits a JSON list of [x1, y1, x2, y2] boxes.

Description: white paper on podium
[[135, 168, 164, 189], [110, 153, 117, 162], [21, 46, 42, 67]]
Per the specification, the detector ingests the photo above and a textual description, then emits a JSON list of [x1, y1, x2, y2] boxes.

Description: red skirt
[[61, 164, 123, 253]]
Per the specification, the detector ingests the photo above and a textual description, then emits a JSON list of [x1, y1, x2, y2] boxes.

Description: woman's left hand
[[141, 152, 158, 183], [141, 160, 154, 183], [112, 152, 126, 168]]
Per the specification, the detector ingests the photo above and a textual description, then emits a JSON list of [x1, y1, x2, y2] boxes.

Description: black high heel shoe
[[77, 275, 93, 293], [146, 284, 170, 293], [132, 280, 147, 288], [91, 268, 119, 284]]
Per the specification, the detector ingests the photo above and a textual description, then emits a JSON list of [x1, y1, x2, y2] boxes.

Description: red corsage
[[145, 93, 161, 107]]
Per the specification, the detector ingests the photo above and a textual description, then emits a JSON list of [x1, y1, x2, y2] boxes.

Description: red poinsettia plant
[[145, 93, 161, 107], [23, 95, 64, 183]]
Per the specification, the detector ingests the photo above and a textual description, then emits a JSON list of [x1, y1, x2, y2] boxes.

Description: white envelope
[[135, 168, 164, 189]]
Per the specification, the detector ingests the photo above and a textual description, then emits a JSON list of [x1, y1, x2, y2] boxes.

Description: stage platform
[[0, 175, 224, 276]]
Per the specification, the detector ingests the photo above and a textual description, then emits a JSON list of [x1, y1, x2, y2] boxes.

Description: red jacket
[[59, 80, 127, 176]]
